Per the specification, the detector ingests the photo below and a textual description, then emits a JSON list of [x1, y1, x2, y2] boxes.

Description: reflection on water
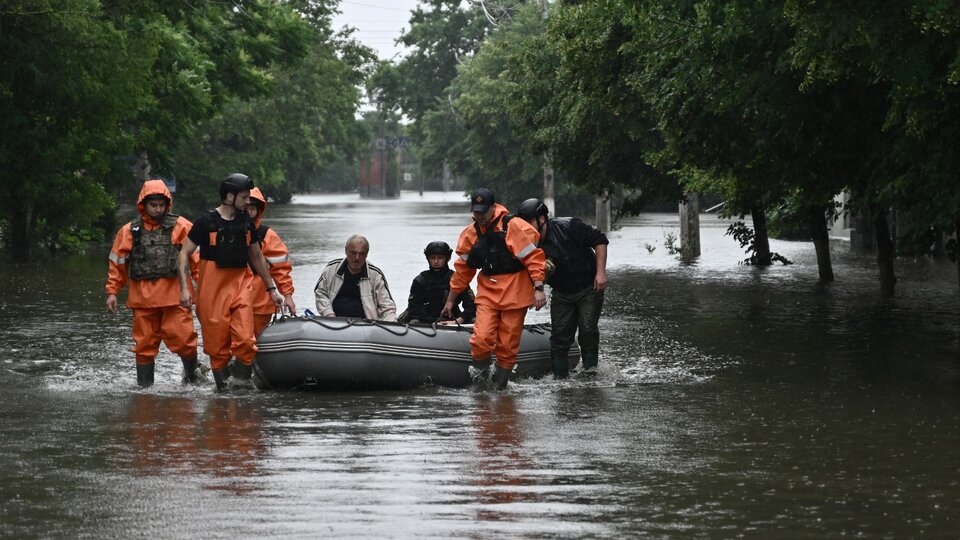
[[126, 395, 264, 495], [0, 191, 957, 538], [471, 395, 538, 516]]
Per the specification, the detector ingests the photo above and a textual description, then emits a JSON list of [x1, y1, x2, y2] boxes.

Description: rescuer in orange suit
[[178, 174, 284, 392], [245, 187, 296, 335], [106, 179, 201, 388], [441, 188, 547, 390]]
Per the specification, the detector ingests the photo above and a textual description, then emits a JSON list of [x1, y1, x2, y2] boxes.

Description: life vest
[[467, 215, 524, 276], [411, 269, 453, 318], [210, 210, 250, 268], [128, 213, 180, 281]]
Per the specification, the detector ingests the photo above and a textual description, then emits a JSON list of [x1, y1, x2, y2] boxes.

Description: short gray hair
[[345, 234, 369, 252]]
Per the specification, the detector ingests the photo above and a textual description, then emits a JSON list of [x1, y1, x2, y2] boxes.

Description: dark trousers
[[550, 286, 604, 372]]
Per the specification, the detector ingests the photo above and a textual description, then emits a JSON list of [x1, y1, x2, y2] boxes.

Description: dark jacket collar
[[337, 259, 368, 279]]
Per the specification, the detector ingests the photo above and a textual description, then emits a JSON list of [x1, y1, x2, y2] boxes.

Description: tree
[[0, 0, 336, 256], [506, 0, 678, 209], [786, 0, 960, 292], [0, 1, 153, 257], [169, 7, 375, 209]]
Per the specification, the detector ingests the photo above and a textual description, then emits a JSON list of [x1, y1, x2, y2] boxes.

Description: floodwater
[[0, 191, 957, 538]]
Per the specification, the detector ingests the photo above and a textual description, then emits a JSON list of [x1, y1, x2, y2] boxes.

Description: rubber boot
[[492, 365, 512, 391], [212, 369, 230, 392], [551, 355, 569, 380], [232, 360, 254, 389], [181, 356, 199, 384], [232, 360, 252, 380], [136, 364, 155, 388]]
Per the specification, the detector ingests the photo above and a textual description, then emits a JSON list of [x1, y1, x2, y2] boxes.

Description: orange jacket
[[244, 187, 294, 315], [106, 180, 198, 308], [450, 203, 545, 310]]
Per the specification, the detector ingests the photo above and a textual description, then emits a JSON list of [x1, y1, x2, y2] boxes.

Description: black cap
[[470, 188, 495, 212]]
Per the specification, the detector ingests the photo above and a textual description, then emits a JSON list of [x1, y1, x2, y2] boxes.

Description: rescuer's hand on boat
[[440, 300, 455, 319], [282, 294, 297, 316]]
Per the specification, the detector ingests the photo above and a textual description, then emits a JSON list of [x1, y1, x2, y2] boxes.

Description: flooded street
[[1, 192, 958, 538]]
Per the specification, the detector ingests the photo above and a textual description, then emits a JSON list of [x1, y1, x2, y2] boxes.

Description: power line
[[340, 1, 409, 12]]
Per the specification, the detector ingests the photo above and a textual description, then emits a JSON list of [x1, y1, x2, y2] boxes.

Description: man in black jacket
[[517, 198, 609, 378], [406, 241, 476, 324]]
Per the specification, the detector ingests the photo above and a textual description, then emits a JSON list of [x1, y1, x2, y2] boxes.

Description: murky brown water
[[1, 192, 957, 538]]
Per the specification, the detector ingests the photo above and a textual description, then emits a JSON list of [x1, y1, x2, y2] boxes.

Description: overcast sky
[[332, 0, 423, 61]]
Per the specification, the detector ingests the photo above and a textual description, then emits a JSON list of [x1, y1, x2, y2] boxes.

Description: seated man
[[406, 241, 476, 324], [314, 235, 397, 321]]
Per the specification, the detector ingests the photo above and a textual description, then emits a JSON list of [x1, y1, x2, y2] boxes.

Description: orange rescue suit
[[450, 204, 545, 369], [189, 210, 258, 371], [106, 180, 198, 362], [244, 188, 294, 335]]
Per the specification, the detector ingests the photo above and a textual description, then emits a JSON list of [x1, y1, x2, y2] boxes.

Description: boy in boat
[[105, 179, 200, 387], [178, 173, 285, 392], [516, 198, 609, 378], [404, 241, 476, 324], [244, 187, 296, 335], [441, 188, 546, 390], [314, 235, 397, 321]]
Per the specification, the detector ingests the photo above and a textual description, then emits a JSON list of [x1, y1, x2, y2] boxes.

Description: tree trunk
[[679, 191, 701, 260], [542, 152, 555, 216], [8, 200, 36, 259], [750, 205, 772, 266], [955, 219, 960, 292], [595, 191, 611, 233], [808, 204, 834, 282], [931, 225, 945, 261], [873, 205, 897, 296], [135, 150, 151, 182]]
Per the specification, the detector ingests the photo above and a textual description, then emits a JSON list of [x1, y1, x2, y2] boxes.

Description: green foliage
[[169, 18, 374, 213], [0, 1, 153, 257], [0, 0, 371, 256], [506, 0, 678, 203], [726, 221, 793, 265], [369, 0, 492, 123]]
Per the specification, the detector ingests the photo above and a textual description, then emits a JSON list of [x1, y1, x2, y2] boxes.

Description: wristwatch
[[534, 284, 544, 292]]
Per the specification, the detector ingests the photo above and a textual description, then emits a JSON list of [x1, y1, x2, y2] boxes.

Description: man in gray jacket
[[314, 235, 397, 321]]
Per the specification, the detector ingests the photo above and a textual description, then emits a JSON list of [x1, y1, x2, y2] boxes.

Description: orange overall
[[106, 180, 198, 366], [244, 188, 294, 335], [189, 211, 258, 371], [450, 204, 545, 369]]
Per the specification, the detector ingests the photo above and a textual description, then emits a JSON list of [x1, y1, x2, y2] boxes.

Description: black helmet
[[517, 198, 549, 221], [424, 241, 453, 258], [219, 173, 254, 201]]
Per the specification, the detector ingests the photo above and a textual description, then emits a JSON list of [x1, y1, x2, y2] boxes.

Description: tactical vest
[[128, 214, 180, 281], [411, 269, 453, 319], [211, 210, 250, 268], [467, 215, 524, 276]]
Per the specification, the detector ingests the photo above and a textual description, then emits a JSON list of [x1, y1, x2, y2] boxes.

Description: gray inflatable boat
[[253, 316, 580, 390]]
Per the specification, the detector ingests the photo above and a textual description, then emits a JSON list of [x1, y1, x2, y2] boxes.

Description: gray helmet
[[219, 173, 254, 201], [424, 241, 453, 258], [517, 198, 549, 221]]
